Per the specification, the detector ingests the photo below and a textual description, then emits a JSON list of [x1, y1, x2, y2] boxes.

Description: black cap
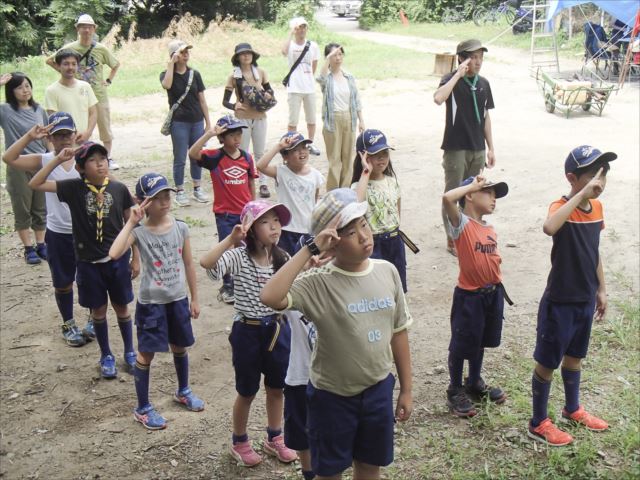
[[456, 39, 488, 55]]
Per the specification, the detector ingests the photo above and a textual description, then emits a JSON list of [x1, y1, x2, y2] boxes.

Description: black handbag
[[282, 41, 310, 87]]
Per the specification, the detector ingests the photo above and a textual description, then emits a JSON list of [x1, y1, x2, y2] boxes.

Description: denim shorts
[[45, 229, 76, 288], [228, 315, 291, 397], [284, 384, 309, 451], [76, 252, 134, 309], [448, 286, 504, 359], [534, 292, 595, 369], [215, 213, 241, 289], [135, 298, 194, 353], [278, 230, 311, 257], [371, 229, 407, 293], [307, 374, 395, 476]]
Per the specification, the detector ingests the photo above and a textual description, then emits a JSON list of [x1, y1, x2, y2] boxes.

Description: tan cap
[[456, 39, 488, 55], [75, 14, 96, 27], [168, 40, 192, 56]]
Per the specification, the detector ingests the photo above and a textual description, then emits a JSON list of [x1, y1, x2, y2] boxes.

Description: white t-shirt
[[333, 76, 351, 112], [41, 152, 78, 234], [275, 164, 324, 234], [285, 310, 315, 386], [286, 40, 320, 94], [44, 80, 98, 133]]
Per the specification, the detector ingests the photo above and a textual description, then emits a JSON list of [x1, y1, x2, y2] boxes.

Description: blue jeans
[[215, 213, 241, 290], [170, 120, 204, 188]]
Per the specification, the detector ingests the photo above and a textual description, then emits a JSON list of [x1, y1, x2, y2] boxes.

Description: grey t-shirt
[[0, 103, 48, 153], [132, 219, 189, 304]]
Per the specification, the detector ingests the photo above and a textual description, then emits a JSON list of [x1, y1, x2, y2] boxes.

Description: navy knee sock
[[173, 351, 189, 392], [448, 351, 465, 388], [561, 367, 581, 414], [232, 433, 248, 445], [302, 471, 315, 480], [531, 371, 552, 427], [468, 349, 485, 386], [93, 317, 112, 357], [267, 426, 282, 441], [54, 289, 74, 322], [134, 361, 150, 410], [117, 316, 134, 354]]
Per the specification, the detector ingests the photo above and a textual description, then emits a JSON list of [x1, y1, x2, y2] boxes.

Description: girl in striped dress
[[200, 200, 297, 467]]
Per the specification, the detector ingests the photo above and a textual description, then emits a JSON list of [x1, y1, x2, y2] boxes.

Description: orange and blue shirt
[[545, 197, 604, 303], [448, 213, 502, 291], [197, 147, 258, 215]]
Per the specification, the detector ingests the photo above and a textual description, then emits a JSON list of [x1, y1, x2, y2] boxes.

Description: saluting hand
[[581, 167, 604, 199], [456, 58, 471, 78]]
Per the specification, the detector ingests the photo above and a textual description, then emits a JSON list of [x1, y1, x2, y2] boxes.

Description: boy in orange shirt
[[442, 174, 511, 417]]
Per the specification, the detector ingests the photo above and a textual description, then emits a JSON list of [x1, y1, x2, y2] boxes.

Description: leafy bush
[[359, 0, 409, 30], [271, 0, 318, 28]]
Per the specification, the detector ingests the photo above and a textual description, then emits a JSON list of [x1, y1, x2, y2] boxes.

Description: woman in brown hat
[[223, 43, 276, 198]]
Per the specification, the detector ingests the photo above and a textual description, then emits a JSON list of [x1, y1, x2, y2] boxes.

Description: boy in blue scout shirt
[[528, 145, 614, 447], [261, 188, 413, 480]]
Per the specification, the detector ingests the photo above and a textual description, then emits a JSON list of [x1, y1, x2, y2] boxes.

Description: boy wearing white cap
[[261, 188, 413, 479], [281, 17, 321, 155], [46, 14, 120, 168]]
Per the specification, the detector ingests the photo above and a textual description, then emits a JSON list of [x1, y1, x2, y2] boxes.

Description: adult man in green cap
[[46, 14, 121, 169], [434, 39, 496, 257]]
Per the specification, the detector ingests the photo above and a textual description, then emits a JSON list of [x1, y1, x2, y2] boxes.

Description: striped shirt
[[316, 69, 362, 133], [206, 247, 276, 319]]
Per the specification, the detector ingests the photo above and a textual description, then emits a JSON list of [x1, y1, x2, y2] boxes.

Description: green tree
[[0, 0, 50, 59]]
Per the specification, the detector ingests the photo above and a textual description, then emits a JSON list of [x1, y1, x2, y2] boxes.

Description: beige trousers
[[323, 111, 355, 191]]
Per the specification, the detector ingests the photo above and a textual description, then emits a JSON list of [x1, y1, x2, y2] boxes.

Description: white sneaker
[[108, 159, 121, 170], [308, 145, 321, 156], [192, 188, 209, 203], [175, 190, 190, 207]]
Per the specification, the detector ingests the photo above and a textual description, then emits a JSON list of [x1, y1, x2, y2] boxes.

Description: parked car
[[331, 0, 362, 17], [348, 0, 362, 18]]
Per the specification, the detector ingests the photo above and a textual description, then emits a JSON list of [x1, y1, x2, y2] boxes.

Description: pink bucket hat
[[241, 200, 291, 230]]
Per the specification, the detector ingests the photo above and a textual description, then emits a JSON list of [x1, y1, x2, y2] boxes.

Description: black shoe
[[465, 377, 507, 404], [447, 386, 477, 417]]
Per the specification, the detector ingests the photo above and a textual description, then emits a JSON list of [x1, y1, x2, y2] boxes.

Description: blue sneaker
[[35, 243, 48, 261], [174, 387, 205, 412], [82, 318, 95, 340], [61, 320, 86, 347], [100, 354, 117, 379], [124, 351, 136, 373], [24, 247, 41, 265], [134, 404, 167, 430]]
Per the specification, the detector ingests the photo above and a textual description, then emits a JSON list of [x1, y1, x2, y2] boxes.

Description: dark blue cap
[[564, 145, 616, 174], [280, 131, 312, 152], [216, 114, 247, 131], [48, 112, 76, 133], [135, 173, 176, 199], [356, 129, 395, 155], [460, 176, 509, 199], [75, 141, 108, 164]]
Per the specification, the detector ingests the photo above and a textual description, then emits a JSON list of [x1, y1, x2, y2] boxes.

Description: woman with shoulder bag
[[160, 40, 211, 207], [223, 43, 276, 198], [317, 43, 364, 191]]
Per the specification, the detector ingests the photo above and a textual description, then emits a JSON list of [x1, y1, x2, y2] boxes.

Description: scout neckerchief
[[462, 74, 481, 125], [84, 177, 110, 243]]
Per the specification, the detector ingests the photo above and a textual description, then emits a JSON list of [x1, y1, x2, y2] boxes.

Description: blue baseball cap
[[216, 114, 247, 131], [75, 141, 108, 165], [356, 129, 395, 155], [460, 176, 509, 199], [135, 173, 176, 199], [280, 131, 312, 154], [48, 112, 76, 133], [564, 145, 616, 174]]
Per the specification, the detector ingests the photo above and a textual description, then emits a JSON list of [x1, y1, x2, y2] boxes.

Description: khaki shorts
[[287, 92, 316, 127], [96, 101, 113, 142]]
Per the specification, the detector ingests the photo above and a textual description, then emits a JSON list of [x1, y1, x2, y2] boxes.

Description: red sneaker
[[229, 440, 262, 467], [263, 434, 297, 463], [562, 406, 609, 431], [528, 418, 573, 446]]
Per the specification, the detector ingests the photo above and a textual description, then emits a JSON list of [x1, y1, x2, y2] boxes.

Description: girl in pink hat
[[200, 200, 297, 467]]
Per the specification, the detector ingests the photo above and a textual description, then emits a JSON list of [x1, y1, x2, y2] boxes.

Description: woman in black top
[[160, 40, 211, 207]]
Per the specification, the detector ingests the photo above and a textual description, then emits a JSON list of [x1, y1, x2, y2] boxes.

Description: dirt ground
[[0, 25, 638, 480]]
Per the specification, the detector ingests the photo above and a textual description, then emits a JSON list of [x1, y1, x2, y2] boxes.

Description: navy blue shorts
[[215, 213, 241, 288], [135, 298, 194, 353], [76, 252, 134, 309], [284, 384, 309, 451], [307, 373, 395, 477], [534, 292, 595, 369], [45, 229, 76, 288], [371, 229, 407, 293], [449, 286, 504, 359], [228, 316, 291, 397], [278, 230, 310, 257]]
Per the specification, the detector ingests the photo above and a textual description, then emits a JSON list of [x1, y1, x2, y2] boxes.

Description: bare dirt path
[[1, 20, 638, 479]]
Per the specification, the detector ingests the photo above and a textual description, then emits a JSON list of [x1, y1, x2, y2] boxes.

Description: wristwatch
[[105, 78, 112, 85], [304, 237, 320, 256]]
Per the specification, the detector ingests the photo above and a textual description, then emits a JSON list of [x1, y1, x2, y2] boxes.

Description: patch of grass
[[182, 216, 207, 228], [373, 21, 585, 58], [389, 278, 639, 479]]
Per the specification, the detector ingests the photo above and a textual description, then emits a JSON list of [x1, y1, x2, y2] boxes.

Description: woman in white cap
[[160, 40, 211, 207], [223, 43, 276, 198]]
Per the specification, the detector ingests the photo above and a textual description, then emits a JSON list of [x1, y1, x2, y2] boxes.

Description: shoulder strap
[[286, 41, 311, 78], [170, 69, 195, 112], [79, 41, 96, 64]]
